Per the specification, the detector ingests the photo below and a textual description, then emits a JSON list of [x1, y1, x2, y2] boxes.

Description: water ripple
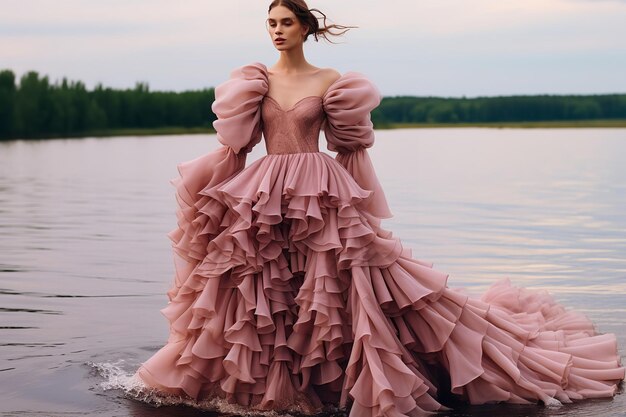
[[1, 131, 625, 416]]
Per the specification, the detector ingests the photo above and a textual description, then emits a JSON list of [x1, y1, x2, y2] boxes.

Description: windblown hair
[[268, 0, 356, 43]]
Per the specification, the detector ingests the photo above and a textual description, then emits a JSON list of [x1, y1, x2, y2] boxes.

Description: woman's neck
[[272, 47, 313, 74]]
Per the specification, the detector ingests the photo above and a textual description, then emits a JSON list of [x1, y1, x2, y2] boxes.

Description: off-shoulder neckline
[[244, 61, 367, 83], [251, 61, 361, 102]]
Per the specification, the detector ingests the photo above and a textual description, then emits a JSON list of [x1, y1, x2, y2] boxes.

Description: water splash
[[543, 397, 563, 408], [87, 360, 144, 393], [87, 360, 346, 417]]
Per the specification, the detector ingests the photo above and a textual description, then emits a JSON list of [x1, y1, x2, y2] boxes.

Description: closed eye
[[267, 18, 294, 26]]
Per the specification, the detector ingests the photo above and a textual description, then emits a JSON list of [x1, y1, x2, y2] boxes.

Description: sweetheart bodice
[[261, 95, 325, 154]]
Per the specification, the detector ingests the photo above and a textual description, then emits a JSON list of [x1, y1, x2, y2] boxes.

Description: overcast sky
[[1, 0, 625, 97]]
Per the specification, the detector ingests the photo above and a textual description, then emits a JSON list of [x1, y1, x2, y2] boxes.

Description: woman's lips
[[275, 38, 285, 43]]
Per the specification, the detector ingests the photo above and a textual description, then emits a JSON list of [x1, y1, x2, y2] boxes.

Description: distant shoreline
[[3, 69, 626, 140], [3, 119, 626, 141], [380, 119, 626, 129]]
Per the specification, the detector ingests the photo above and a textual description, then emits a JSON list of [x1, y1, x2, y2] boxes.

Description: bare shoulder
[[318, 67, 342, 83], [316, 68, 342, 94]]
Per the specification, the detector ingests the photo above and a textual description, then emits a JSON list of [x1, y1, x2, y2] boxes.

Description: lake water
[[1, 128, 625, 417]]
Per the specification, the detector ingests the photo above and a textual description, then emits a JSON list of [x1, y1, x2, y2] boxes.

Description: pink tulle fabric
[[135, 62, 625, 416]]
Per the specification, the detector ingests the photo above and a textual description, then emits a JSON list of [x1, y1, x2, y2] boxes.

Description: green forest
[[0, 70, 215, 140], [1, 69, 626, 140], [372, 95, 626, 126]]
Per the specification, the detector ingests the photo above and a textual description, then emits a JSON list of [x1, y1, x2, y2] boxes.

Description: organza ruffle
[[136, 151, 625, 417]]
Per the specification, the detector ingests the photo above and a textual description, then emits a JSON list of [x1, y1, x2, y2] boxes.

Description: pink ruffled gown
[[135, 62, 625, 416]]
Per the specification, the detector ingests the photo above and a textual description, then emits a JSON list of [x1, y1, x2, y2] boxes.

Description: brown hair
[[267, 0, 356, 43]]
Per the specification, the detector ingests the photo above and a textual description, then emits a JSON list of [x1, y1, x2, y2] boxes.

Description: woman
[[134, 1, 625, 416]]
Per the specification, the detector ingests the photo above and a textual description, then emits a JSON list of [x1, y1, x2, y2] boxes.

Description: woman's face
[[267, 5, 308, 51]]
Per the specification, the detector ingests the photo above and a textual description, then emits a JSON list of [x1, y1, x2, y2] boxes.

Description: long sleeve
[[166, 62, 268, 299], [322, 72, 393, 219], [171, 62, 269, 227]]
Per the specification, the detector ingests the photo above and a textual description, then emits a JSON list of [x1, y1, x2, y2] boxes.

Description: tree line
[[372, 94, 626, 125], [1, 69, 625, 140], [0, 70, 215, 140]]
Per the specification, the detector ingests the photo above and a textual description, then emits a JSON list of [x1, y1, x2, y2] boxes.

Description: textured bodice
[[261, 95, 324, 154]]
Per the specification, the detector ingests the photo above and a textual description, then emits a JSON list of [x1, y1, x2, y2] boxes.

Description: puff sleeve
[[212, 62, 269, 154], [322, 72, 393, 218], [168, 63, 268, 286], [168, 62, 268, 250]]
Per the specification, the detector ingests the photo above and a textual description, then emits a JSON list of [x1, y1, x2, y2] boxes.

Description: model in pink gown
[[135, 62, 625, 416]]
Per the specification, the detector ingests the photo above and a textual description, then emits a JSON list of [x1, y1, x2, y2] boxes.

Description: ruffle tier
[[136, 151, 625, 417]]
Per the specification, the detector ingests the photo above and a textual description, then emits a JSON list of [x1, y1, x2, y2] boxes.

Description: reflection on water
[[0, 129, 625, 416]]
